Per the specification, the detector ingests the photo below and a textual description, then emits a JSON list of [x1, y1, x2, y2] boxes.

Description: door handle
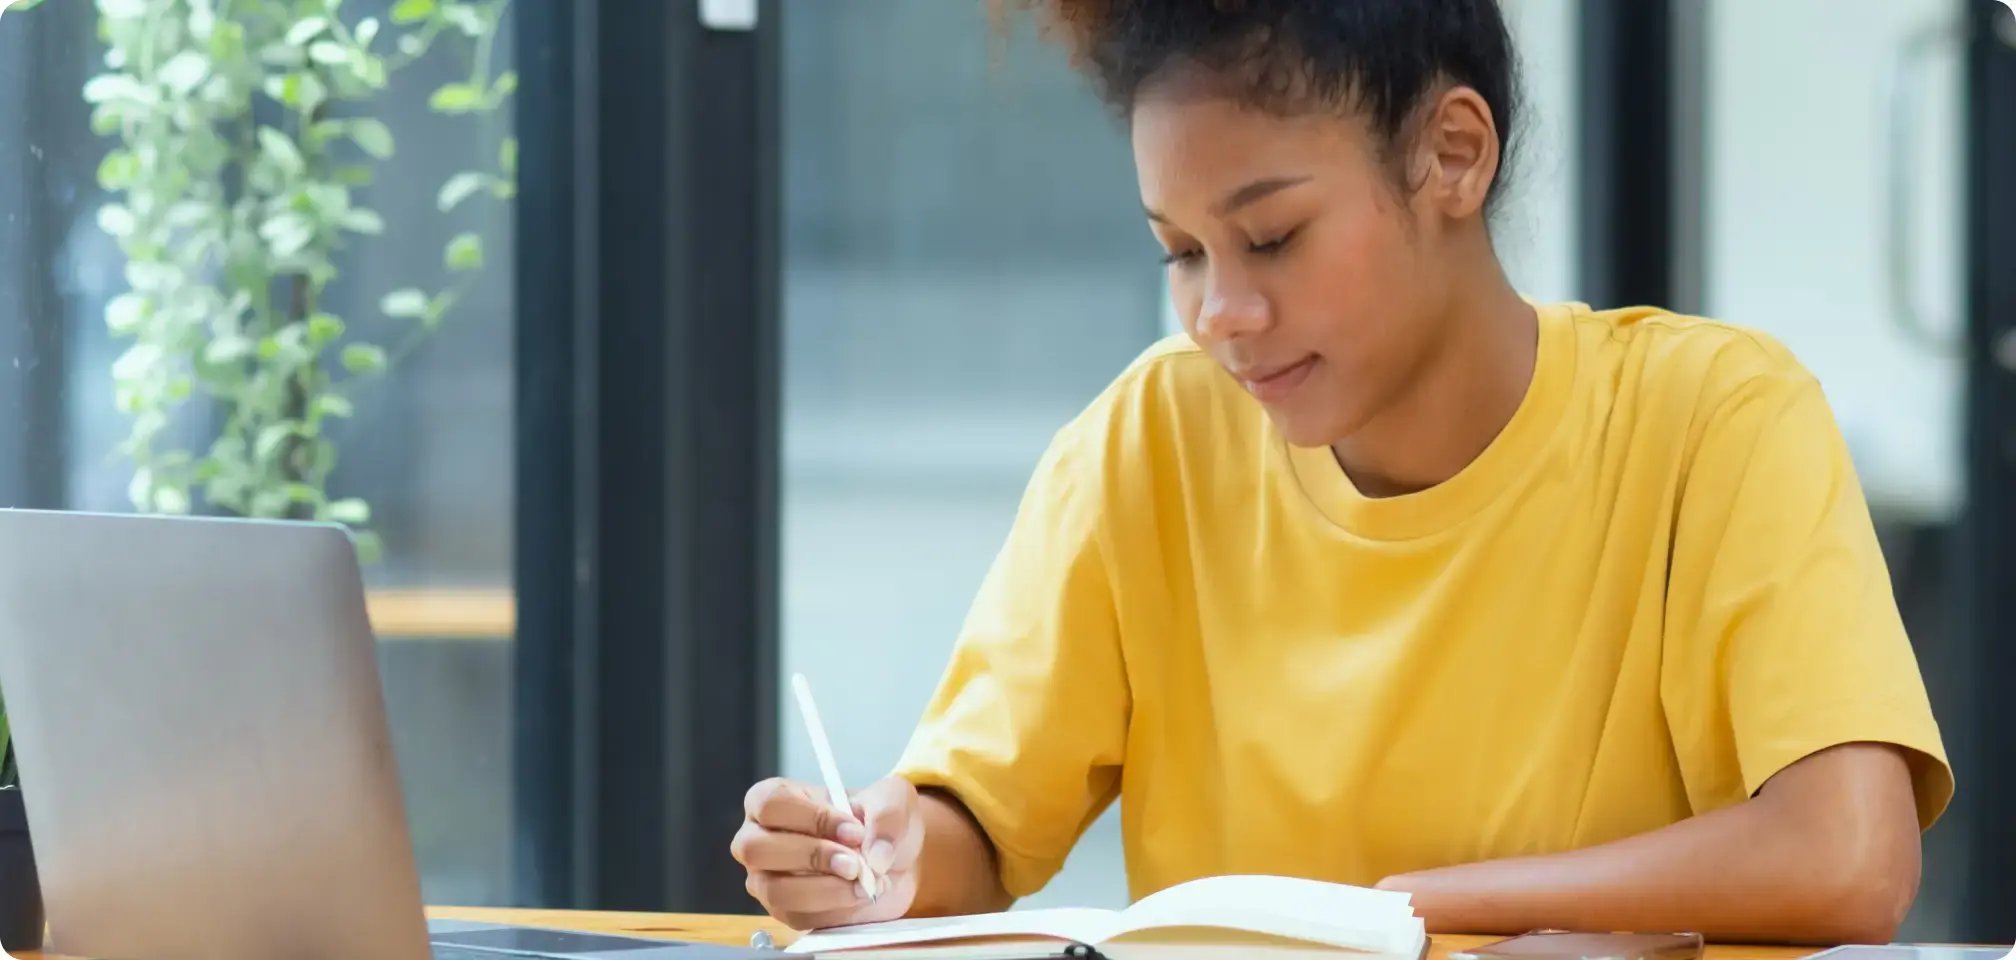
[[1879, 19, 1964, 355]]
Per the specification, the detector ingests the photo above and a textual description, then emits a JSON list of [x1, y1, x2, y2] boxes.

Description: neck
[[1330, 267, 1539, 499]]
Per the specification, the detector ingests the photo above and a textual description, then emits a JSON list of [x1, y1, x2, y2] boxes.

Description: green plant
[[74, 0, 515, 561]]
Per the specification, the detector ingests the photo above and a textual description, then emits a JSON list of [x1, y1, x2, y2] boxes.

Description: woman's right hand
[[732, 775, 926, 931]]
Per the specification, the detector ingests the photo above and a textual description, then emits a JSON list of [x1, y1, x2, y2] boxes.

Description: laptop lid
[[0, 510, 431, 960]]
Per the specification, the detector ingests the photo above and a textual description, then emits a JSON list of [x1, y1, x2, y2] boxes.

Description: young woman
[[731, 0, 1952, 944]]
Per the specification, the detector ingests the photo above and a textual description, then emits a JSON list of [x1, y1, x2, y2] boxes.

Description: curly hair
[[997, 0, 1525, 211]]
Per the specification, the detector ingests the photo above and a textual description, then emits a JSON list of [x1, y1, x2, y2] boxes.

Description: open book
[[785, 875, 1427, 958]]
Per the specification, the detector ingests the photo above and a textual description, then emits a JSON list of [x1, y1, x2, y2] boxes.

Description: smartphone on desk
[[1451, 931, 1705, 960]]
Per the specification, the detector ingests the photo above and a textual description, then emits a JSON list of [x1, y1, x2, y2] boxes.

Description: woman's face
[[1133, 76, 1456, 448]]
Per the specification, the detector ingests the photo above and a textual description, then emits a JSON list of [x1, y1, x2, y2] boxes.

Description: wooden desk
[[5, 908, 1838, 959]]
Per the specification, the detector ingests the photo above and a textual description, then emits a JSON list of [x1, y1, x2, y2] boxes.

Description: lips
[[1234, 355, 1318, 404]]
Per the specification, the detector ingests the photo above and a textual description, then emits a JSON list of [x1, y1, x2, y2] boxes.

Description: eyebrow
[[1144, 175, 1312, 224]]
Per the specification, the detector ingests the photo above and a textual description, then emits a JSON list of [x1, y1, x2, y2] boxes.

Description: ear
[[1413, 86, 1501, 219]]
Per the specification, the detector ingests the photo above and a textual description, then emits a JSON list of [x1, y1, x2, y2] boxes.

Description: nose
[[1193, 266, 1270, 344]]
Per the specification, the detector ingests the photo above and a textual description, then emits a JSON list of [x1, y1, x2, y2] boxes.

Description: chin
[[1262, 404, 1356, 449]]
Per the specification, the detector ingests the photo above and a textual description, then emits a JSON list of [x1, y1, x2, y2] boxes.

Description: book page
[[1106, 876, 1421, 953], [785, 907, 1121, 955], [1101, 927, 1429, 960]]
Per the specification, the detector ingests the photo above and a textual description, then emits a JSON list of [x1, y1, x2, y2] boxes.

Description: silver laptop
[[0, 510, 770, 959]]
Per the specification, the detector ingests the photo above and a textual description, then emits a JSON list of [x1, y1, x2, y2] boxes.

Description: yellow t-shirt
[[894, 301, 1954, 902]]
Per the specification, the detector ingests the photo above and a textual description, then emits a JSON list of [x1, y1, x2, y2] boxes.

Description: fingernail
[[836, 819, 865, 846], [867, 840, 896, 874], [830, 852, 862, 880]]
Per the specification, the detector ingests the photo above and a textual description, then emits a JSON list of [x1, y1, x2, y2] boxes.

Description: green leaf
[[159, 50, 209, 95], [131, 411, 168, 442], [153, 487, 192, 515], [126, 468, 153, 511], [99, 0, 145, 19], [342, 344, 388, 375], [96, 204, 136, 238], [437, 172, 487, 211], [389, 0, 435, 24], [258, 126, 305, 176], [356, 17, 381, 47], [259, 213, 315, 257], [285, 17, 330, 45], [341, 208, 384, 234], [428, 83, 483, 113], [209, 20, 247, 61], [250, 488, 290, 518], [445, 232, 483, 271], [255, 423, 297, 462], [187, 0, 216, 40], [259, 40, 309, 70], [111, 341, 164, 382], [285, 483, 323, 505], [165, 377, 194, 402], [421, 289, 458, 329], [350, 529, 383, 565], [335, 165, 375, 187], [162, 201, 206, 229], [257, 337, 281, 362], [354, 55, 388, 90], [443, 3, 483, 36], [349, 118, 394, 158], [203, 335, 255, 365], [315, 394, 355, 419], [489, 70, 518, 102], [380, 289, 429, 318], [397, 33, 425, 56], [305, 183, 351, 218], [325, 498, 371, 525], [268, 71, 330, 112], [275, 322, 312, 359], [309, 118, 346, 142], [199, 461, 239, 499], [186, 135, 231, 175], [308, 41, 349, 66], [313, 439, 338, 477], [105, 293, 146, 334], [82, 74, 148, 105], [307, 312, 346, 346], [90, 108, 122, 137], [125, 261, 181, 292]]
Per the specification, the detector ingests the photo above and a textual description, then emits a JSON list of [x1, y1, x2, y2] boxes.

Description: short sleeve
[[892, 420, 1130, 898], [1660, 370, 1953, 829]]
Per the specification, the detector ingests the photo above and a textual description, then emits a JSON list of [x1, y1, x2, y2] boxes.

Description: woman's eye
[[1160, 249, 1202, 267], [1250, 228, 1299, 256]]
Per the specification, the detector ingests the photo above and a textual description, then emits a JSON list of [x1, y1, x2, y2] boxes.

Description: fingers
[[744, 777, 866, 845], [730, 819, 866, 879], [854, 776, 920, 876], [745, 871, 871, 922]]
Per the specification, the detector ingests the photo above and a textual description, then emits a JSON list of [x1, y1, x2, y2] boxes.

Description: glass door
[[0, 0, 519, 905]]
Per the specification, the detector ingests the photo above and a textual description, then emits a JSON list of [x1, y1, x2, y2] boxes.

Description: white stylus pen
[[790, 672, 879, 902]]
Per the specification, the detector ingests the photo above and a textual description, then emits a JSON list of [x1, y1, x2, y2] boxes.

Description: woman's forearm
[[1377, 744, 1922, 944], [910, 788, 1015, 918]]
